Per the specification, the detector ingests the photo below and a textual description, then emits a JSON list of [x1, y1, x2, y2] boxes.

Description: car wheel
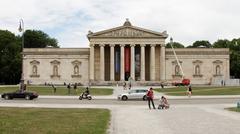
[[79, 96, 82, 100], [88, 96, 92, 100], [25, 95, 30, 100], [143, 95, 147, 101], [4, 95, 9, 100], [122, 96, 128, 101]]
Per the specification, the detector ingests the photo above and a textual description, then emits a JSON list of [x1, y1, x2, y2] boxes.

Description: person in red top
[[146, 87, 155, 109]]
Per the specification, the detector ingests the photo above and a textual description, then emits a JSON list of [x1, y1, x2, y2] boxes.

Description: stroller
[[158, 96, 170, 109]]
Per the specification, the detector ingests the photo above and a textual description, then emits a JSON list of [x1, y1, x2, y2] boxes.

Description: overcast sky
[[0, 0, 239, 48]]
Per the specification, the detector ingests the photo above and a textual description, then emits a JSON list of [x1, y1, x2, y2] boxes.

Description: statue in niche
[[53, 65, 58, 76], [195, 65, 200, 75], [32, 65, 37, 75], [216, 65, 221, 75], [74, 65, 79, 75], [175, 65, 180, 75]]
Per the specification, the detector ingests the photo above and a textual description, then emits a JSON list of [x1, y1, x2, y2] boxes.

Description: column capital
[[160, 44, 166, 47], [120, 44, 125, 47], [99, 44, 105, 47], [90, 44, 95, 47], [140, 44, 146, 47], [150, 44, 156, 47], [109, 44, 115, 47], [130, 44, 135, 47]]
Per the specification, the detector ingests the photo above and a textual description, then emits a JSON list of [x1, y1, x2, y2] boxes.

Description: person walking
[[146, 87, 156, 109], [129, 82, 131, 90], [74, 83, 77, 94], [160, 83, 164, 89], [187, 85, 192, 98], [52, 84, 56, 93], [123, 81, 126, 90], [67, 83, 71, 94]]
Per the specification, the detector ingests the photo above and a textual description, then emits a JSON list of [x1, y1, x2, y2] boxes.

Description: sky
[[0, 0, 240, 48]]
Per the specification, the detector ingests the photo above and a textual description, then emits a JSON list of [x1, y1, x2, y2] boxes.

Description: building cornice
[[23, 48, 90, 55], [166, 48, 229, 55]]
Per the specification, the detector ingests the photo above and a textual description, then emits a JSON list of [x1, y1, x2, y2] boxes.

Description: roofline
[[87, 25, 168, 40]]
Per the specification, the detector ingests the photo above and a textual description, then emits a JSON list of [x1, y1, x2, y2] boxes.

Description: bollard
[[237, 102, 240, 108]]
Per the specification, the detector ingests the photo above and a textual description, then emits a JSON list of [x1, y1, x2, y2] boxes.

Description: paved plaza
[[1, 102, 239, 134], [0, 86, 240, 134]]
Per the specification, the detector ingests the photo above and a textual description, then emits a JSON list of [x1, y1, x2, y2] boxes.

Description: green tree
[[0, 30, 21, 84], [213, 38, 240, 78], [187, 40, 212, 48], [230, 51, 240, 78], [212, 39, 231, 48], [166, 42, 185, 48], [0, 29, 59, 84], [23, 30, 59, 48]]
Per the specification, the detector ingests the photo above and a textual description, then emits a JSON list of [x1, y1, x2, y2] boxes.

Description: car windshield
[[128, 90, 147, 94], [129, 90, 137, 94]]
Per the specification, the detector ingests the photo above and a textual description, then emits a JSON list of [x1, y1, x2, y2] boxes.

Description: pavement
[[38, 86, 240, 100], [0, 102, 240, 134], [1, 86, 240, 134]]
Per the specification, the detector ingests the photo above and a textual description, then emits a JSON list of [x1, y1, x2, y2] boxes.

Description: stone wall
[[22, 47, 230, 85], [165, 48, 230, 85], [23, 48, 90, 85]]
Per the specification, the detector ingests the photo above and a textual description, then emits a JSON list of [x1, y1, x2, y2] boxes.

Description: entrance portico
[[88, 19, 168, 83]]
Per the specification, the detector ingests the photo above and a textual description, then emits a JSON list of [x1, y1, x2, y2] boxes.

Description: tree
[[212, 38, 240, 78], [212, 39, 231, 48], [187, 40, 212, 48], [0, 29, 59, 84], [0, 30, 21, 84], [23, 30, 59, 48], [230, 51, 240, 78], [166, 42, 185, 48]]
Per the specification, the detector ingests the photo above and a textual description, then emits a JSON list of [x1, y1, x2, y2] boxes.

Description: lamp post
[[18, 19, 25, 91]]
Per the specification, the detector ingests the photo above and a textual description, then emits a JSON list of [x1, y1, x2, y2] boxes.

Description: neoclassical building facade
[[23, 20, 230, 85]]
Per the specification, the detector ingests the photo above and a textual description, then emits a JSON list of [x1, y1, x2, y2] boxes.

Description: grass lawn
[[226, 107, 240, 112], [0, 86, 113, 96], [154, 86, 240, 96], [0, 107, 110, 134]]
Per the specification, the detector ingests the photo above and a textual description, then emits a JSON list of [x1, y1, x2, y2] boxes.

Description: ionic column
[[120, 44, 125, 81], [160, 44, 166, 80], [89, 44, 95, 80], [150, 44, 156, 81], [100, 44, 105, 81], [140, 44, 146, 81], [110, 44, 115, 81], [130, 44, 135, 80]]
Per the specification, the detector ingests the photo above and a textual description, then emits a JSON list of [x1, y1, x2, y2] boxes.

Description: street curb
[[38, 95, 240, 100]]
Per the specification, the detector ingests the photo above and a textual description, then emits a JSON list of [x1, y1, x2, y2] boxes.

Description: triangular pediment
[[88, 25, 168, 39], [30, 60, 40, 65]]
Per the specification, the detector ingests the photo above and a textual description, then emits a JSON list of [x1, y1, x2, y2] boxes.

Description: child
[[158, 96, 169, 109]]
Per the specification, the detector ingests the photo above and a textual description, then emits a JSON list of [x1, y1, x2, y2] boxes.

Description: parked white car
[[118, 89, 148, 101]]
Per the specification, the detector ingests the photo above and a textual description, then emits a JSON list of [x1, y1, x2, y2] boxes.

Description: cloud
[[0, 0, 240, 47]]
